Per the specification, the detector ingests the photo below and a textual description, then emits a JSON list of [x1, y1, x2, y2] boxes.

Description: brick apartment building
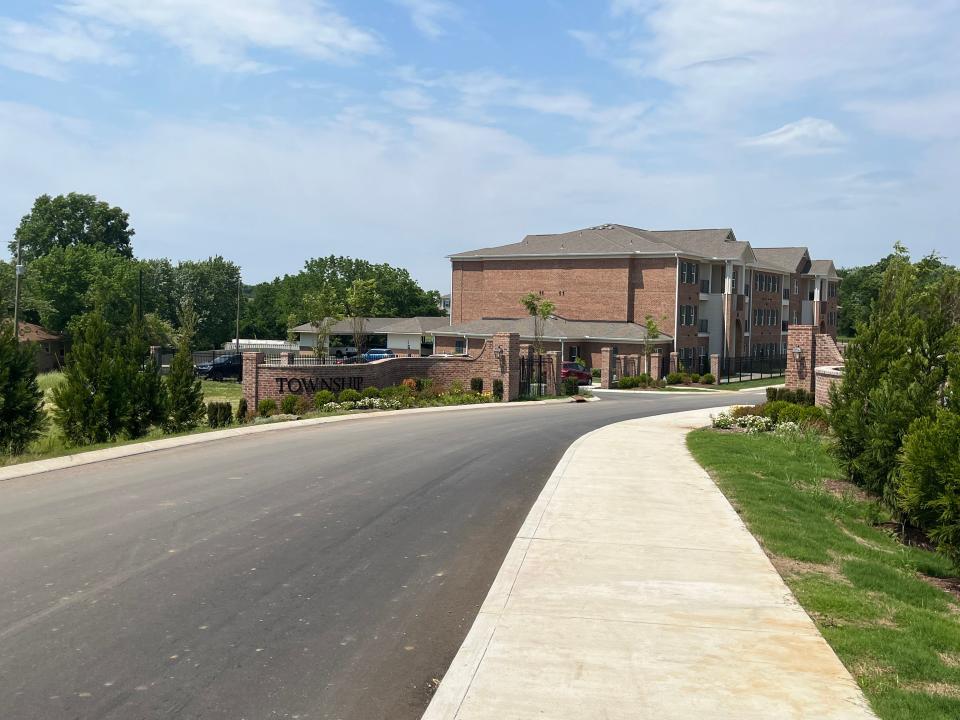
[[436, 224, 839, 368]]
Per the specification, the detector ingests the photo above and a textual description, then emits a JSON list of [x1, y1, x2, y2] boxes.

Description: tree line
[[2, 192, 443, 350]]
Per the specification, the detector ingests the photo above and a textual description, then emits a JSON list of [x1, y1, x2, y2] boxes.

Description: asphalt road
[[0, 389, 764, 720]]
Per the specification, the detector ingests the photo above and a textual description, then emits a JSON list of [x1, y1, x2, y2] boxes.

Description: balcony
[[782, 320, 789, 333], [700, 279, 711, 294], [782, 288, 790, 303], [698, 319, 709, 335]]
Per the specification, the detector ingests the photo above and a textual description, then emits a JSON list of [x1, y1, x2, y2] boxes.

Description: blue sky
[[1, 0, 958, 291]]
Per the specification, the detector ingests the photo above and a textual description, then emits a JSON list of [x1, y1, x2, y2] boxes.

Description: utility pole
[[12, 234, 23, 342], [235, 274, 241, 354]]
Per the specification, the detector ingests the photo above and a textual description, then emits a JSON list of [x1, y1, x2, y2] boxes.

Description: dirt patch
[[770, 555, 848, 584], [908, 682, 960, 699], [839, 526, 893, 554], [938, 652, 960, 668], [822, 478, 871, 503], [876, 521, 938, 552], [921, 575, 960, 604]]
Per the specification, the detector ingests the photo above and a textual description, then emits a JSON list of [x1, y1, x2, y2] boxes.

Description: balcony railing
[[782, 288, 790, 301], [700, 279, 711, 294], [698, 319, 709, 333]]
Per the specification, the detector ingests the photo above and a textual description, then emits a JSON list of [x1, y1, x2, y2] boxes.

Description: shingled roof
[[450, 224, 751, 262], [433, 316, 673, 343], [753, 247, 810, 274]]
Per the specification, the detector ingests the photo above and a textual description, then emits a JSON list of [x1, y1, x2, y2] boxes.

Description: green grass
[[719, 376, 785, 390], [688, 429, 960, 719], [200, 379, 242, 408]]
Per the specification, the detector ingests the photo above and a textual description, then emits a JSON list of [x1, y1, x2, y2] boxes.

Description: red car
[[561, 362, 592, 385]]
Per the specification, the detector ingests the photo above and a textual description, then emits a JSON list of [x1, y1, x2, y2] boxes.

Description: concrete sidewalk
[[423, 407, 876, 720]]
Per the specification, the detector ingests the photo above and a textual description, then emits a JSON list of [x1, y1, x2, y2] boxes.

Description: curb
[[0, 397, 582, 483]]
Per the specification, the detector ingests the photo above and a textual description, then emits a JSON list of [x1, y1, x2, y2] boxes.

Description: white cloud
[[382, 86, 434, 111], [0, 16, 125, 79], [742, 118, 845, 155], [391, 0, 459, 39], [849, 92, 960, 141], [62, 0, 380, 72]]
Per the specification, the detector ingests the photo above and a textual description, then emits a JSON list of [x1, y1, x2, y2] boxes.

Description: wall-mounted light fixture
[[494, 347, 504, 360]]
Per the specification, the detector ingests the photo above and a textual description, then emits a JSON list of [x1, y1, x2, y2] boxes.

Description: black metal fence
[[718, 355, 786, 383], [519, 354, 555, 398], [677, 355, 711, 376]]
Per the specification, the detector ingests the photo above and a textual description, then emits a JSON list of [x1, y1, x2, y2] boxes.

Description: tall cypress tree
[[122, 316, 166, 439], [0, 321, 47, 455], [163, 300, 204, 433], [52, 312, 127, 445]]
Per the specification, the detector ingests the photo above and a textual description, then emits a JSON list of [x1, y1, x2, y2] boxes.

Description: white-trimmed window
[[680, 261, 699, 284]]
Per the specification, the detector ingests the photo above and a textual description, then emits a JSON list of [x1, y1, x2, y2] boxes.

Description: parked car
[[195, 353, 242, 381], [331, 346, 357, 358], [362, 348, 396, 362], [561, 361, 592, 385]]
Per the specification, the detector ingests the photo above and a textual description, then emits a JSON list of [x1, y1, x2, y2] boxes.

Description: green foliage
[[361, 386, 381, 399], [492, 378, 504, 401], [302, 286, 343, 358], [449, 380, 464, 394], [314, 389, 335, 406], [700, 372, 715, 385], [766, 386, 815, 405], [11, 193, 134, 261], [899, 407, 960, 564], [830, 246, 960, 507], [280, 394, 299, 415], [52, 312, 136, 445], [0, 322, 47, 454], [665, 372, 683, 385], [562, 378, 579, 396], [338, 388, 361, 403], [122, 318, 166, 439], [237, 397, 249, 422], [591, 367, 601, 378], [690, 373, 700, 383], [778, 403, 829, 430], [163, 337, 205, 434], [345, 278, 383, 353], [258, 398, 277, 417], [470, 377, 484, 393], [206, 401, 233, 428], [520, 292, 555, 353], [760, 400, 793, 423]]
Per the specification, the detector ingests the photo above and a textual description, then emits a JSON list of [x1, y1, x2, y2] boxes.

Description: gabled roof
[[433, 316, 673, 343], [807, 260, 838, 278], [379, 316, 451, 334], [18, 322, 65, 343], [450, 224, 751, 262], [752, 247, 810, 274]]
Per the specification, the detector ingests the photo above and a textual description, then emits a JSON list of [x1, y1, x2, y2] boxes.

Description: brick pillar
[[600, 347, 615, 389], [710, 354, 720, 384], [492, 332, 520, 402], [786, 325, 816, 393], [650, 351, 662, 381], [242, 352, 264, 410], [546, 351, 562, 395], [627, 354, 639, 377], [279, 351, 293, 365], [669, 351, 678, 375]]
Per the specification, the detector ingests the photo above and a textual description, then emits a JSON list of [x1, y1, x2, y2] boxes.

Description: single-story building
[[290, 316, 452, 357], [432, 316, 673, 369], [18, 322, 68, 372]]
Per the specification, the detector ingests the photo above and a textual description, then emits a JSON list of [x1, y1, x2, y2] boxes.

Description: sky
[[1, 0, 958, 292]]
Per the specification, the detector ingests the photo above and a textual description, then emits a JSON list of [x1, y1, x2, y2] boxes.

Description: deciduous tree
[[10, 193, 134, 261]]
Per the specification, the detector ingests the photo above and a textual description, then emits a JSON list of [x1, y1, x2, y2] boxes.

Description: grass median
[[688, 428, 960, 720]]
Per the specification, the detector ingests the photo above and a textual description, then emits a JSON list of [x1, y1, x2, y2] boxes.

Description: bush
[[361, 386, 381, 399], [414, 378, 431, 392], [450, 380, 464, 395], [618, 376, 639, 389], [207, 402, 233, 427], [690, 373, 700, 383], [258, 398, 277, 417], [401, 378, 417, 391], [766, 387, 814, 405], [760, 400, 793, 424], [0, 322, 46, 454], [731, 404, 760, 418], [280, 394, 299, 415], [338, 388, 362, 403], [711, 412, 734, 429], [665, 372, 683, 385], [899, 409, 960, 563], [470, 377, 484, 393], [492, 378, 504, 401], [296, 395, 313, 415], [778, 403, 829, 430], [637, 373, 652, 387], [591, 368, 601, 379], [681, 374, 692, 384], [314, 390, 335, 406], [563, 378, 579, 396], [237, 397, 249, 423], [700, 373, 715, 385]]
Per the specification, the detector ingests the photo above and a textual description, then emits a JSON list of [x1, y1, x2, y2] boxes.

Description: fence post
[[669, 351, 678, 376], [492, 332, 520, 402], [242, 352, 264, 411], [710, 354, 720, 384], [546, 351, 562, 395], [279, 351, 293, 365]]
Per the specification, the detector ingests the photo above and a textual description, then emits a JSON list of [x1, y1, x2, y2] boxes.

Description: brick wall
[[243, 333, 520, 408], [629, 257, 678, 328], [814, 366, 843, 407], [786, 324, 845, 404]]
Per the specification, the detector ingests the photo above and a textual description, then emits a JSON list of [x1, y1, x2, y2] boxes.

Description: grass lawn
[[718, 375, 785, 390], [688, 429, 960, 720]]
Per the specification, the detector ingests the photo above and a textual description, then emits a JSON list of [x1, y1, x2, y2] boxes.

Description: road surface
[[0, 389, 762, 719]]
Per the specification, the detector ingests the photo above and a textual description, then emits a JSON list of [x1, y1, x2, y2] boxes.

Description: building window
[[793, 279, 799, 295], [568, 345, 579, 362], [792, 310, 799, 324], [455, 339, 465, 354], [680, 261, 699, 284], [679, 305, 698, 326], [828, 282, 838, 298]]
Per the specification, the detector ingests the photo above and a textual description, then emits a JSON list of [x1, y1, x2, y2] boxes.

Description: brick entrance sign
[[785, 325, 844, 406], [242, 332, 521, 409]]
